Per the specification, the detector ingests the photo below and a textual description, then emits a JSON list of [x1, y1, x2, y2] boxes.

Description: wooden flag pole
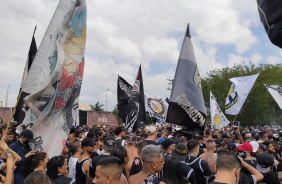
[[5, 91, 23, 133]]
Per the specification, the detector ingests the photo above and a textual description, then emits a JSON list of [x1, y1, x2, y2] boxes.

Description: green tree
[[202, 63, 282, 126], [90, 102, 104, 111], [112, 106, 123, 125]]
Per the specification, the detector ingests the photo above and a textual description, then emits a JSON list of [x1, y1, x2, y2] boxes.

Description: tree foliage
[[112, 106, 123, 125], [90, 101, 104, 111], [202, 63, 282, 126]]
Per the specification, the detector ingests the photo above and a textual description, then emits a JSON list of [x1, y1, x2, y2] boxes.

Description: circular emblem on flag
[[147, 98, 165, 115]]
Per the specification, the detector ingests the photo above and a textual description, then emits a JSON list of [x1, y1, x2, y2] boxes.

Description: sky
[[0, 0, 281, 111]]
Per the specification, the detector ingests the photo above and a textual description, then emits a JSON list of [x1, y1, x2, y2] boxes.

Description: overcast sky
[[0, 0, 281, 111]]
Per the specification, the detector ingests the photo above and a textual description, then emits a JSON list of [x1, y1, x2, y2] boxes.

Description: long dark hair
[[46, 155, 65, 179], [162, 156, 187, 184], [25, 152, 47, 177], [110, 146, 128, 164]]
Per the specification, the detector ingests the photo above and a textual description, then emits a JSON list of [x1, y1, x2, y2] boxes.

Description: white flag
[[21, 0, 87, 157], [145, 95, 168, 120], [265, 84, 282, 109], [210, 91, 230, 129], [225, 73, 259, 115]]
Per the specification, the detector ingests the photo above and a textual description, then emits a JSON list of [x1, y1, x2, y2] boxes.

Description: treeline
[[202, 63, 282, 126]]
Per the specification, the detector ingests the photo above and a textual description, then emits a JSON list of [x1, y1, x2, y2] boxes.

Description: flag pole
[[5, 91, 22, 133]]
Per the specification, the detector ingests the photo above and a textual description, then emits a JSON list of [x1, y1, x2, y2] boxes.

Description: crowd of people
[[0, 121, 282, 184]]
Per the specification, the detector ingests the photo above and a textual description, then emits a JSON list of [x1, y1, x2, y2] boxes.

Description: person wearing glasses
[[128, 145, 165, 184], [76, 138, 96, 184]]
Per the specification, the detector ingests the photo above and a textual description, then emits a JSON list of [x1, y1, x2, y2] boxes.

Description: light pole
[[5, 85, 11, 107], [106, 89, 109, 112]]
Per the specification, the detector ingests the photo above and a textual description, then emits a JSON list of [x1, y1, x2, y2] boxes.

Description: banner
[[125, 65, 146, 130], [265, 84, 282, 109], [225, 73, 259, 115], [21, 0, 87, 157], [117, 75, 132, 123], [14, 27, 37, 125], [166, 24, 206, 134], [210, 91, 230, 129], [145, 96, 168, 120]]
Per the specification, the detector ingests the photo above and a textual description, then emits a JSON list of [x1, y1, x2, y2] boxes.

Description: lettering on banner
[[33, 136, 43, 151], [175, 94, 205, 127]]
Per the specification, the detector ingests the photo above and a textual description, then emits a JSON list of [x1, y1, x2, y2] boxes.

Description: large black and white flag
[[125, 65, 146, 130], [166, 24, 206, 134], [117, 75, 132, 123], [265, 84, 282, 109]]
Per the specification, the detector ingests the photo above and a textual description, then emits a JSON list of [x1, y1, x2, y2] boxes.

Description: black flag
[[257, 0, 282, 49], [166, 24, 206, 135], [117, 75, 132, 123], [125, 65, 146, 131], [14, 27, 37, 125]]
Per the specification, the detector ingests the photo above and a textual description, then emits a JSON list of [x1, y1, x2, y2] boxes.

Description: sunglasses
[[87, 143, 95, 147]]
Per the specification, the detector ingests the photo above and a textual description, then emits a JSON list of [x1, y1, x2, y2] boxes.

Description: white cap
[[250, 141, 259, 152]]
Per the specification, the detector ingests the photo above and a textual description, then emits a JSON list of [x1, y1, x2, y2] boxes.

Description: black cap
[[222, 133, 230, 139], [81, 138, 95, 148], [172, 144, 188, 161], [103, 136, 116, 151], [21, 130, 33, 142], [259, 144, 268, 152], [162, 139, 174, 150]]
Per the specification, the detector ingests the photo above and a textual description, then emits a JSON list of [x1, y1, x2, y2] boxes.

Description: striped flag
[[21, 0, 87, 157]]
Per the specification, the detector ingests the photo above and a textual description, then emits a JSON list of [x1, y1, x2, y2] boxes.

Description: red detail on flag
[[53, 97, 65, 109], [59, 74, 76, 91], [78, 62, 84, 78]]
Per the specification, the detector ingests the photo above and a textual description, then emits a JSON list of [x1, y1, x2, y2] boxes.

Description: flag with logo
[[21, 0, 87, 157], [210, 91, 230, 129], [145, 96, 168, 120], [265, 84, 282, 109], [166, 24, 206, 134], [14, 27, 37, 125], [225, 73, 259, 115], [117, 75, 132, 123], [125, 65, 146, 130]]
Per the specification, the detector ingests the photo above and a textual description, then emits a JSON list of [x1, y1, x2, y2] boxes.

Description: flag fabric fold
[[210, 91, 230, 129], [265, 84, 282, 109], [20, 0, 87, 157], [14, 28, 37, 125], [166, 24, 206, 134], [225, 73, 259, 115], [117, 75, 132, 123], [125, 65, 146, 130]]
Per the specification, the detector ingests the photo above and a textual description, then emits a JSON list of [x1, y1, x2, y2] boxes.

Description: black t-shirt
[[180, 162, 197, 184], [144, 139, 158, 146], [261, 171, 280, 184], [143, 173, 161, 184], [130, 157, 142, 176], [89, 154, 109, 179], [241, 159, 257, 175]]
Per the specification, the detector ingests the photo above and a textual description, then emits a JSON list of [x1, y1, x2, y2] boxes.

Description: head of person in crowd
[[92, 156, 124, 184], [70, 141, 83, 155], [213, 149, 242, 184], [82, 137, 96, 155], [114, 126, 126, 139], [69, 127, 76, 135], [162, 138, 175, 154], [87, 131, 95, 139], [46, 155, 68, 179], [141, 145, 164, 174], [136, 141, 147, 156], [262, 141, 276, 155], [125, 133, 137, 146], [270, 140, 280, 153], [228, 142, 238, 154], [25, 152, 49, 177], [24, 170, 52, 184], [187, 139, 199, 156], [237, 142, 253, 159], [222, 133, 231, 142], [20, 129, 34, 145], [110, 146, 128, 166], [103, 135, 116, 152], [205, 128, 212, 138], [173, 143, 188, 161], [256, 152, 275, 174], [161, 131, 167, 138], [5, 131, 14, 144], [162, 156, 187, 184], [259, 132, 269, 142], [140, 132, 148, 141], [96, 130, 104, 142], [234, 133, 243, 144], [178, 136, 187, 146], [206, 139, 217, 153], [257, 143, 268, 154], [146, 126, 157, 139]]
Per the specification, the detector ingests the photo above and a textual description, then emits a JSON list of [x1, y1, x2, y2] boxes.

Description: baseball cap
[[222, 133, 231, 139], [273, 134, 279, 141], [172, 144, 188, 161], [126, 133, 137, 144], [162, 139, 174, 150], [228, 142, 236, 150], [103, 136, 116, 151], [81, 138, 95, 148], [146, 126, 157, 135], [256, 152, 275, 173], [249, 141, 259, 152], [21, 130, 33, 142], [259, 144, 268, 152], [158, 137, 165, 144], [237, 142, 253, 152]]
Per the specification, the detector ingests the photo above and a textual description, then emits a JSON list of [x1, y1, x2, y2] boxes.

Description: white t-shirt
[[68, 156, 78, 180]]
